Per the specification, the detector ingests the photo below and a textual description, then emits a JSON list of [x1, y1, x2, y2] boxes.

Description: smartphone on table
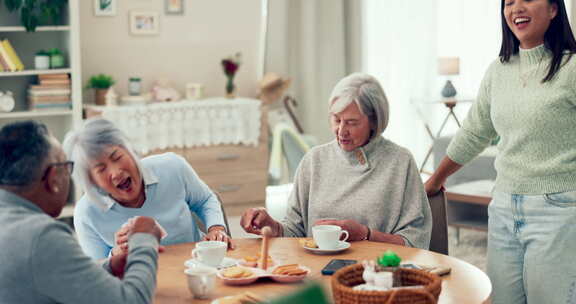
[[321, 259, 357, 275]]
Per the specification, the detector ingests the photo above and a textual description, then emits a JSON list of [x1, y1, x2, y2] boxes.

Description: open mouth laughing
[[514, 16, 531, 29], [115, 176, 133, 192]]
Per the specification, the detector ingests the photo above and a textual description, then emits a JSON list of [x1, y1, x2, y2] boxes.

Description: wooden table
[[155, 238, 491, 304]]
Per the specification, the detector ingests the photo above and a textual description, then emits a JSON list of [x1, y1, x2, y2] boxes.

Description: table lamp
[[438, 57, 459, 99]]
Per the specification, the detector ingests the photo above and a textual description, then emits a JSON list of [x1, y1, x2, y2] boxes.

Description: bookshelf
[[0, 68, 72, 77], [0, 1, 82, 208], [0, 26, 71, 32]]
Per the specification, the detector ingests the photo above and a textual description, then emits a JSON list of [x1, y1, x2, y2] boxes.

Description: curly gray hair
[[63, 118, 144, 209]]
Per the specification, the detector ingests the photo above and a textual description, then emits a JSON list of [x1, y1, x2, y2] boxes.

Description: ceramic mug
[[191, 241, 227, 267], [184, 266, 217, 299], [312, 225, 349, 250]]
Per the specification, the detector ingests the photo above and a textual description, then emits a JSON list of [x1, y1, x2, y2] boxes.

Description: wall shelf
[[0, 68, 72, 77], [0, 110, 73, 119], [0, 26, 70, 32]]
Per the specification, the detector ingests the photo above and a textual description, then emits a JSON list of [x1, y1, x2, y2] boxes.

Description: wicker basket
[[331, 264, 442, 304]]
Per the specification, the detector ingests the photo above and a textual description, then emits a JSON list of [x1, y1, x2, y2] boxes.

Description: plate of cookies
[[218, 264, 310, 285], [269, 264, 311, 283], [218, 266, 264, 285]]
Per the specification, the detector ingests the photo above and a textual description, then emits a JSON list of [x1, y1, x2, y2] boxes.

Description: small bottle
[[129, 77, 142, 96]]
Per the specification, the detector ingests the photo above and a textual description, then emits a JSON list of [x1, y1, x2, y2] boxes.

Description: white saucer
[[184, 257, 238, 269], [303, 241, 350, 255]]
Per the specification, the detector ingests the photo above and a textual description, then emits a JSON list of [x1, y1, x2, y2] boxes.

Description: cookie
[[222, 266, 253, 279]]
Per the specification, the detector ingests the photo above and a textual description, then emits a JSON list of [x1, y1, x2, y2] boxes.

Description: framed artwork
[[94, 0, 116, 16], [130, 11, 160, 35], [165, 0, 184, 15]]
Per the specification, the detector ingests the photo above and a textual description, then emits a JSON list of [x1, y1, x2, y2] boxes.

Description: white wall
[[79, 0, 262, 102], [572, 0, 576, 29]]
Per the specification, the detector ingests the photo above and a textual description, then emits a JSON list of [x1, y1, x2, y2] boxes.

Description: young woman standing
[[426, 0, 576, 303]]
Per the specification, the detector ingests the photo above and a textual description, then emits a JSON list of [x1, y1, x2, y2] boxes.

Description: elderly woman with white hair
[[64, 118, 231, 260], [241, 73, 432, 248]]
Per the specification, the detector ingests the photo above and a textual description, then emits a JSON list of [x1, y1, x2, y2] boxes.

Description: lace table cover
[[101, 97, 261, 154]]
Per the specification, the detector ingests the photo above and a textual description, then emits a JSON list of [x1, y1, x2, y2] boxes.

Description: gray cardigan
[[280, 136, 432, 249], [0, 189, 159, 304]]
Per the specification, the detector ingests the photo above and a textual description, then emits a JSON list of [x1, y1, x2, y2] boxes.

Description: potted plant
[[47, 48, 65, 69], [3, 0, 68, 32], [221, 52, 241, 98], [87, 74, 115, 106], [34, 50, 50, 70]]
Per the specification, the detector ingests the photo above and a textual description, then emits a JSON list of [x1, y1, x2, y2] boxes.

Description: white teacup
[[191, 241, 227, 267], [184, 267, 217, 299], [312, 225, 349, 250]]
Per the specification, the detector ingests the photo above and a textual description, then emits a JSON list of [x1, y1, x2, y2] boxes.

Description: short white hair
[[329, 73, 389, 140], [63, 118, 144, 209]]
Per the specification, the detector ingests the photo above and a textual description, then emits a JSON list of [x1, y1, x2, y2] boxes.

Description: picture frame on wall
[[94, 0, 117, 16], [165, 0, 185, 15], [130, 11, 160, 35]]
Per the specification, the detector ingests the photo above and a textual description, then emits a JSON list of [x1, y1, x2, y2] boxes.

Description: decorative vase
[[95, 88, 108, 106], [441, 80, 457, 98], [50, 52, 65, 69], [225, 76, 235, 98], [34, 55, 50, 70]]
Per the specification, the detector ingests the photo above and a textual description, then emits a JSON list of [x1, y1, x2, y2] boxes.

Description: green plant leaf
[[4, 0, 22, 12], [4, 0, 66, 31], [100, 0, 111, 10], [87, 74, 115, 89], [20, 6, 39, 32]]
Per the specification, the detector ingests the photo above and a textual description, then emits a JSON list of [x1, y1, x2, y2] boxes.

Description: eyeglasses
[[41, 161, 74, 181]]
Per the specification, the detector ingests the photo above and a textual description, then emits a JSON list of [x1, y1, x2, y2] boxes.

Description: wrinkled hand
[[240, 207, 281, 237], [424, 177, 445, 197], [314, 219, 368, 242], [109, 251, 128, 279], [112, 223, 132, 256], [131, 216, 162, 239], [112, 217, 166, 256], [203, 226, 235, 249]]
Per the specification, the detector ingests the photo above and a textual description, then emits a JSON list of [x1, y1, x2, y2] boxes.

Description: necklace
[[518, 56, 544, 87]]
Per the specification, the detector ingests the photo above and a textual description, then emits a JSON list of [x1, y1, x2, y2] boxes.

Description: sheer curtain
[[437, 0, 501, 101], [264, 0, 351, 144], [362, 0, 438, 165], [362, 1, 509, 169]]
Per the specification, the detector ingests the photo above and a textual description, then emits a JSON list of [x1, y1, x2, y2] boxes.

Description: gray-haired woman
[[64, 118, 231, 260], [240, 73, 432, 248]]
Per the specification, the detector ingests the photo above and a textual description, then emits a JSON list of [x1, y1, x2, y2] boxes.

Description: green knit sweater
[[447, 44, 576, 194]]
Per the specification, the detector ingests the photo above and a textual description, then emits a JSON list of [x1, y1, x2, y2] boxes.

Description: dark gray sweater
[[281, 136, 432, 249]]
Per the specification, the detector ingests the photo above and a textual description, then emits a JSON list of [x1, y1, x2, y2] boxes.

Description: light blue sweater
[[74, 152, 225, 259], [448, 45, 576, 194]]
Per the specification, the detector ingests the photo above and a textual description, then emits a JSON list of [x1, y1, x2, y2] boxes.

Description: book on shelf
[[29, 95, 71, 103], [29, 84, 71, 89], [40, 78, 71, 85], [1, 39, 24, 71], [31, 103, 72, 110], [39, 73, 69, 80], [28, 88, 72, 96], [0, 52, 4, 71], [0, 42, 17, 72]]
